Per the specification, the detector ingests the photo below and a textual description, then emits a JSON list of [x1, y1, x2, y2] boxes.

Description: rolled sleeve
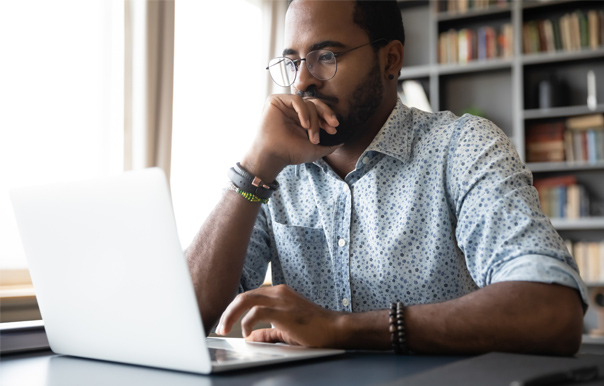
[[490, 254, 588, 304], [448, 115, 588, 308]]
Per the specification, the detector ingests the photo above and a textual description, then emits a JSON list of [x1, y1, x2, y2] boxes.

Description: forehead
[[284, 0, 368, 52]]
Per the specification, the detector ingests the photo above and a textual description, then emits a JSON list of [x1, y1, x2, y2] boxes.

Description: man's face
[[284, 0, 384, 146]]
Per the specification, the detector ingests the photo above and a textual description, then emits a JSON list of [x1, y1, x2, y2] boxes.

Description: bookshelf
[[397, 0, 604, 298]]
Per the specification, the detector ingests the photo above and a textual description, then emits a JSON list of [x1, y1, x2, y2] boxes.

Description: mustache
[[297, 87, 338, 104]]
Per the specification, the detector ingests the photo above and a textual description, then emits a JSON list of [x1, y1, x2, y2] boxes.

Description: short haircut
[[287, 0, 405, 49]]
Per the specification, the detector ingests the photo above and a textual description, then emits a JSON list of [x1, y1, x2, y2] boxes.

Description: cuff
[[490, 254, 589, 311]]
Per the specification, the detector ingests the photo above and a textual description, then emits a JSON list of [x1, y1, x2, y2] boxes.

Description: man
[[186, 0, 586, 355]]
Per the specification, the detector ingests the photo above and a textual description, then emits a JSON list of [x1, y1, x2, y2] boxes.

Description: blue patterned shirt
[[239, 99, 588, 312]]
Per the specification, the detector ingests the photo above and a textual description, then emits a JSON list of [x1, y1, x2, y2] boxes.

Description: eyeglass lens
[[268, 50, 337, 87]]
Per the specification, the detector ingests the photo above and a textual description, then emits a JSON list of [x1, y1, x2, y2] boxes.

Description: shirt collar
[[362, 98, 413, 164]]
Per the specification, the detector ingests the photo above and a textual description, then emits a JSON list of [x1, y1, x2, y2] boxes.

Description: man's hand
[[215, 285, 343, 348], [241, 94, 342, 183]]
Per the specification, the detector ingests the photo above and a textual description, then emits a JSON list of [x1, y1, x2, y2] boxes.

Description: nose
[[292, 60, 322, 94]]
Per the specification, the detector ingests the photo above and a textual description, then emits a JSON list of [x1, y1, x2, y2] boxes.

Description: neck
[[324, 96, 396, 179]]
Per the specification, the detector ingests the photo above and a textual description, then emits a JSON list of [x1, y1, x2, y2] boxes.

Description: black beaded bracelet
[[389, 302, 409, 355]]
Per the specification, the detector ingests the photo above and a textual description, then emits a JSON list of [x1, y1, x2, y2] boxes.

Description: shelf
[[437, 58, 512, 75], [523, 105, 604, 120], [397, 0, 428, 9], [550, 217, 604, 230], [582, 334, 604, 344], [583, 282, 604, 288], [522, 48, 604, 65], [527, 161, 604, 172], [398, 65, 432, 80], [436, 5, 511, 22], [522, 0, 593, 11]]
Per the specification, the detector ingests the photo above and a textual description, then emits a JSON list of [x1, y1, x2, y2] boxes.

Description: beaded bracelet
[[389, 301, 409, 355], [226, 182, 269, 204]]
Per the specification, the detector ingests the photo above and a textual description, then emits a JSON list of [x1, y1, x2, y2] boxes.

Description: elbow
[[542, 290, 584, 356], [552, 310, 583, 356]]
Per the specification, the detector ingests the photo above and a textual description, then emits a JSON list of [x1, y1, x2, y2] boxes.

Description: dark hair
[[287, 0, 405, 49]]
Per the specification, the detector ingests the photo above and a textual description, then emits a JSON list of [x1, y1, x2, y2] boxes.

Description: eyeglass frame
[[266, 38, 388, 87]]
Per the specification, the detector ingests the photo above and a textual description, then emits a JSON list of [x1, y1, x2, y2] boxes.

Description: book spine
[[587, 130, 597, 163], [588, 10, 599, 50]]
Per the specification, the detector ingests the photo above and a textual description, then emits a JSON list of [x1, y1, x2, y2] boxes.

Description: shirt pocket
[[270, 221, 334, 307]]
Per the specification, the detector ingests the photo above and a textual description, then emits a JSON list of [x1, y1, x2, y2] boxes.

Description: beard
[[317, 60, 384, 146]]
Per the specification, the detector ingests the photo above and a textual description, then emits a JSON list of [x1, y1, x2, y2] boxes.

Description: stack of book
[[438, 0, 510, 14], [525, 114, 604, 163], [438, 24, 513, 64], [533, 175, 590, 219], [523, 9, 604, 54], [566, 240, 604, 283], [565, 114, 604, 163]]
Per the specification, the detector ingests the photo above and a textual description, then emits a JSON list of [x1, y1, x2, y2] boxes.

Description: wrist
[[240, 152, 285, 184], [330, 310, 391, 350]]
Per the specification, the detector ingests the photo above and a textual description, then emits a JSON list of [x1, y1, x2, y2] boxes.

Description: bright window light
[[171, 0, 265, 248], [0, 0, 124, 270]]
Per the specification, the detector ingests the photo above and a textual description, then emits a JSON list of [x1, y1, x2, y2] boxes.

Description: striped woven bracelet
[[226, 182, 269, 204]]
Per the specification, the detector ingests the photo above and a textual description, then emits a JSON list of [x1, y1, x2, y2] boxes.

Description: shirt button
[[338, 238, 346, 247], [342, 298, 349, 307], [362, 156, 370, 165]]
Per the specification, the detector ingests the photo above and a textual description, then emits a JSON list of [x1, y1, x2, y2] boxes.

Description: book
[[578, 10, 588, 49], [570, 12, 581, 50], [566, 184, 580, 219], [588, 10, 599, 50], [459, 29, 469, 64], [542, 19, 556, 52], [561, 14, 572, 51], [564, 130, 574, 162], [588, 243, 600, 282], [600, 11, 604, 48], [525, 121, 566, 162], [552, 17, 562, 51], [503, 23, 514, 57], [532, 176, 591, 219], [566, 114, 604, 131]]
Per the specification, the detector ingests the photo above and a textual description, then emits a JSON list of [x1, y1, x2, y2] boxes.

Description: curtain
[[124, 0, 175, 180], [261, 0, 288, 97]]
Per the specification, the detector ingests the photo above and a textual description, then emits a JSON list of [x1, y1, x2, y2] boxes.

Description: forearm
[[186, 190, 262, 333], [336, 282, 583, 355]]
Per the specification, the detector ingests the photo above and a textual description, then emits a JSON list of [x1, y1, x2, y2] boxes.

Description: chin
[[318, 119, 364, 146]]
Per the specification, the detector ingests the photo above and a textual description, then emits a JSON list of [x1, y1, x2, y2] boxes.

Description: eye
[[317, 51, 334, 63], [288, 58, 302, 71]]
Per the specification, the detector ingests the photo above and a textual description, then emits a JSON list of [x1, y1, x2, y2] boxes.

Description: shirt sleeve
[[445, 114, 589, 308], [238, 204, 271, 293]]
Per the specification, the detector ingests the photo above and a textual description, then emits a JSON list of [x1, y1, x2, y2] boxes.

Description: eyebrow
[[282, 40, 346, 56]]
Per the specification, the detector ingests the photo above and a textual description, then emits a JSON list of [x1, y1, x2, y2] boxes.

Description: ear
[[381, 40, 404, 80]]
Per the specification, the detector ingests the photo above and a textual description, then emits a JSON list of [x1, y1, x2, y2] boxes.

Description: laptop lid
[[10, 168, 212, 373], [10, 168, 345, 374]]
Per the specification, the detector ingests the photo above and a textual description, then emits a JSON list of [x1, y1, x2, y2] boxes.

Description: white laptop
[[10, 168, 344, 374]]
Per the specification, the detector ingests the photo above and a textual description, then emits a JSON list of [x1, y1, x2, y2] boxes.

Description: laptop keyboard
[[209, 347, 282, 363]]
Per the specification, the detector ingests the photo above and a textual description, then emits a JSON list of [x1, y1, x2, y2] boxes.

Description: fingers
[[311, 101, 339, 134], [287, 96, 339, 143], [240, 305, 276, 338], [215, 290, 275, 336]]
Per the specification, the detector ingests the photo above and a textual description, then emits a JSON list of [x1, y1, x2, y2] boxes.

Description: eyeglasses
[[266, 38, 387, 87]]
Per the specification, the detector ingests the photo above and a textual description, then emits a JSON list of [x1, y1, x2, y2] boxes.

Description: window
[[170, 0, 265, 249], [0, 0, 124, 320]]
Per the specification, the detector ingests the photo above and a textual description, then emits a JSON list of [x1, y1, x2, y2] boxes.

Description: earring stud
[[388, 74, 395, 80]]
